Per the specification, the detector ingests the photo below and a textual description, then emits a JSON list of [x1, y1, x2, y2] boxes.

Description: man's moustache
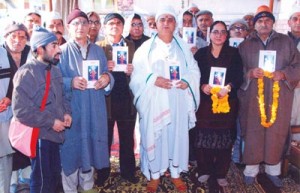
[[54, 31, 63, 35]]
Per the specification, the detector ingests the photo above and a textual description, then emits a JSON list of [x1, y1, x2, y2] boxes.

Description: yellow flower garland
[[257, 71, 280, 128], [210, 87, 230, 114]]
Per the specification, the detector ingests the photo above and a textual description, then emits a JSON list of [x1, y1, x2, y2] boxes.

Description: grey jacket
[[12, 58, 71, 143]]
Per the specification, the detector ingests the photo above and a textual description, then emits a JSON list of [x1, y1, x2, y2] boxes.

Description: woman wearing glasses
[[194, 21, 243, 187]]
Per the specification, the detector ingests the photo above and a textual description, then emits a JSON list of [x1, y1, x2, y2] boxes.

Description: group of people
[[0, 2, 300, 193]]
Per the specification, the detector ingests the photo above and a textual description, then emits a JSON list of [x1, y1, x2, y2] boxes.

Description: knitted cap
[[30, 26, 57, 51], [229, 19, 249, 30], [4, 21, 29, 40], [67, 8, 88, 24], [253, 5, 275, 24], [195, 10, 213, 19], [104, 13, 125, 24]]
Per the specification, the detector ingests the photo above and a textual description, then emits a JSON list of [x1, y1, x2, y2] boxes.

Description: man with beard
[[12, 26, 72, 193], [45, 11, 67, 45]]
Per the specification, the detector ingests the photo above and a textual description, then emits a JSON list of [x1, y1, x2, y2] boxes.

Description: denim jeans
[[30, 139, 61, 193]]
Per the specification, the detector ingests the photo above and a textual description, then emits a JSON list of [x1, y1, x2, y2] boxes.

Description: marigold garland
[[257, 71, 280, 128], [210, 87, 230, 114]]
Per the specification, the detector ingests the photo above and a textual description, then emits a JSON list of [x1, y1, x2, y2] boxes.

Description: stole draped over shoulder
[[130, 35, 200, 180]]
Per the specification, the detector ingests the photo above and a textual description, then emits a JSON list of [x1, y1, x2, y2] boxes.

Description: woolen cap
[[253, 5, 275, 24], [4, 21, 30, 40], [195, 10, 213, 19], [30, 26, 57, 51], [104, 13, 125, 24], [229, 19, 249, 30], [67, 8, 88, 24]]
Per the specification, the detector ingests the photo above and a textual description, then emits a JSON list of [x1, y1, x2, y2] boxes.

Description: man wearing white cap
[[289, 7, 300, 141], [45, 11, 66, 45], [187, 3, 200, 16], [130, 5, 200, 193]]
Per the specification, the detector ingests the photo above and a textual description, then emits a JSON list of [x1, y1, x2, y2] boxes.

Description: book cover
[[82, 60, 100, 89], [259, 50, 276, 72], [209, 67, 227, 87], [182, 27, 197, 47], [113, 46, 128, 72]]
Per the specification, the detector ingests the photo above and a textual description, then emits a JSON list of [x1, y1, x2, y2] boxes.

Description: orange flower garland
[[210, 87, 230, 114], [257, 71, 280, 128]]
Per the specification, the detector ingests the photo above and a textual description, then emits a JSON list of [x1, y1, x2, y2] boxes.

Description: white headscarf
[[123, 13, 148, 38]]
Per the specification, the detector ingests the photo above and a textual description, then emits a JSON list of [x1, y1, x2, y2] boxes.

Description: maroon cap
[[67, 8, 88, 24]]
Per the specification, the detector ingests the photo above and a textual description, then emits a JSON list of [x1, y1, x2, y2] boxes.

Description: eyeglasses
[[70, 21, 89, 27], [158, 17, 175, 23], [230, 26, 247, 31], [211, 30, 227, 36], [131, 23, 143, 27], [89, 20, 101, 25]]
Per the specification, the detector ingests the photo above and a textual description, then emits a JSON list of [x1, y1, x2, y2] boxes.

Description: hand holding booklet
[[113, 46, 128, 72], [209, 67, 227, 87], [258, 50, 276, 72], [82, 60, 100, 89]]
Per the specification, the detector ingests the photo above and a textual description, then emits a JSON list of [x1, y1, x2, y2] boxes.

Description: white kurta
[[130, 35, 200, 180]]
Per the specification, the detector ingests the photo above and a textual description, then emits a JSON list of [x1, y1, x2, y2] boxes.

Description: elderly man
[[195, 10, 214, 41], [58, 9, 114, 192], [129, 5, 200, 193], [12, 26, 72, 193], [45, 11, 67, 45], [96, 12, 138, 185], [238, 5, 300, 187], [229, 19, 249, 39], [0, 21, 30, 193], [87, 11, 104, 43]]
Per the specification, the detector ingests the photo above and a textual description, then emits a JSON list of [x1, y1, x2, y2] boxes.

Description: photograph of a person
[[213, 71, 224, 85], [117, 50, 127, 65], [263, 54, 275, 69], [88, 65, 99, 81], [258, 50, 276, 72], [169, 65, 180, 80], [182, 27, 196, 46], [209, 67, 227, 87]]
